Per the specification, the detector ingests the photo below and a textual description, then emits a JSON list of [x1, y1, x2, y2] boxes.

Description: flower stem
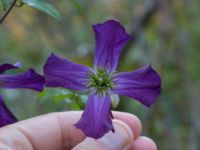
[[74, 95, 84, 109]]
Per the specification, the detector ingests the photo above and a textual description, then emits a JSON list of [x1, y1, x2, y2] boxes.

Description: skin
[[0, 111, 157, 150]]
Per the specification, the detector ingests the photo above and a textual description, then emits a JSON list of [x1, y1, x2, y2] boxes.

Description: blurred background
[[0, 0, 200, 149]]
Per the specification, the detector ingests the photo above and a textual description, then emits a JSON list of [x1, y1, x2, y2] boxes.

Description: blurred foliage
[[0, 0, 200, 149], [1, 0, 10, 10]]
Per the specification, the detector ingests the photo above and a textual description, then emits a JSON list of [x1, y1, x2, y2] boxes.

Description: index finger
[[0, 111, 142, 150]]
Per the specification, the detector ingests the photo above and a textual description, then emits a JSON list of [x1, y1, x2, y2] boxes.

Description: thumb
[[72, 119, 134, 150]]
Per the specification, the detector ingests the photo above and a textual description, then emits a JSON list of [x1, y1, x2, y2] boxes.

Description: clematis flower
[[0, 95, 17, 127], [44, 20, 161, 139], [0, 62, 45, 127]]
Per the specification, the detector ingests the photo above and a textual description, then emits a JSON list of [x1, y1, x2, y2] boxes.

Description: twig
[[0, 0, 17, 24]]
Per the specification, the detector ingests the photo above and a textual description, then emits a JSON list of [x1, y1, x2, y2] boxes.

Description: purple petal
[[0, 96, 17, 127], [75, 94, 113, 139], [0, 62, 22, 74], [113, 65, 161, 107], [93, 20, 132, 72], [44, 53, 91, 91], [0, 69, 45, 92]]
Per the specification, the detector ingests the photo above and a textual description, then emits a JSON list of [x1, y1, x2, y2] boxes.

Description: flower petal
[[0, 62, 22, 74], [75, 94, 113, 139], [44, 53, 91, 91], [0, 69, 45, 91], [0, 96, 17, 127], [113, 65, 161, 107], [93, 20, 132, 72]]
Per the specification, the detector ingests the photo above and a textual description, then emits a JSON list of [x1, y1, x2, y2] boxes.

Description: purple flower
[[0, 63, 45, 91], [0, 95, 17, 127], [0, 63, 45, 127], [44, 20, 161, 139]]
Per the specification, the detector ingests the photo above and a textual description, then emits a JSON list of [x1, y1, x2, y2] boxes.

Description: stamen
[[88, 68, 115, 95]]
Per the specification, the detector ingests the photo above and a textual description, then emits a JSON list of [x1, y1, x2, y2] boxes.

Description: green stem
[[74, 95, 84, 109]]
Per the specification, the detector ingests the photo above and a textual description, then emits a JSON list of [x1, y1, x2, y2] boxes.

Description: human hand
[[0, 111, 157, 150]]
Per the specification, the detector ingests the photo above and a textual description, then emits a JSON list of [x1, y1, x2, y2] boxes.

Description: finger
[[113, 111, 142, 139], [0, 111, 141, 150], [57, 111, 141, 148], [131, 136, 157, 150], [72, 120, 134, 150], [0, 112, 84, 150]]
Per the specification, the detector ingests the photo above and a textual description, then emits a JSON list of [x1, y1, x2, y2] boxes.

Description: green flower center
[[88, 68, 115, 95]]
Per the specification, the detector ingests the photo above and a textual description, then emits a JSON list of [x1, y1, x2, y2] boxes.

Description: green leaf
[[37, 88, 86, 109], [38, 88, 70, 99], [71, 103, 80, 110], [22, 0, 61, 21], [53, 93, 75, 103], [1, 0, 10, 10]]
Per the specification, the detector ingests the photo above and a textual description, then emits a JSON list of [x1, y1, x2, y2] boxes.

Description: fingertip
[[132, 136, 157, 150], [100, 119, 134, 149], [113, 111, 142, 139]]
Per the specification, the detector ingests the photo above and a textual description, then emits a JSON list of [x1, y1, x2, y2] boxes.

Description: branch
[[0, 0, 17, 24]]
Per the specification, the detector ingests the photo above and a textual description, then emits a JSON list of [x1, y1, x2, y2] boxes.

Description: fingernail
[[98, 119, 134, 150]]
